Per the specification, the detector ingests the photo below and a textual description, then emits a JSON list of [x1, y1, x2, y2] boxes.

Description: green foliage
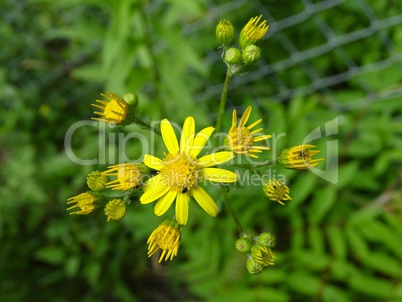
[[1, 0, 402, 301]]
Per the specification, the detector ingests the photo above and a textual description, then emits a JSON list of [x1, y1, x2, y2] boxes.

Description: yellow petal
[[204, 168, 238, 183], [247, 118, 262, 130], [175, 193, 189, 225], [142, 173, 162, 192], [154, 190, 178, 216], [239, 106, 252, 127], [161, 119, 179, 154], [192, 186, 218, 217], [189, 126, 215, 157], [180, 116, 195, 153], [140, 176, 170, 204], [143, 154, 164, 171], [198, 151, 235, 167], [231, 109, 238, 131]]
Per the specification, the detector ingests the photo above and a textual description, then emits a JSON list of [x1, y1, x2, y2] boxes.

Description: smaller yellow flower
[[226, 106, 271, 158], [92, 91, 133, 125], [263, 179, 291, 205], [251, 244, 276, 266], [104, 199, 127, 221], [86, 170, 108, 191], [279, 144, 324, 170], [147, 219, 182, 263], [239, 15, 269, 49], [102, 163, 143, 191], [67, 192, 96, 215]]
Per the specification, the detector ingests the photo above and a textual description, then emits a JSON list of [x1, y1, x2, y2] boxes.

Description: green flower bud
[[224, 47, 241, 64], [235, 236, 253, 253], [246, 257, 263, 274], [257, 232, 276, 248], [242, 44, 261, 64], [123, 92, 139, 107], [251, 244, 276, 267], [216, 19, 234, 45], [87, 170, 108, 191]]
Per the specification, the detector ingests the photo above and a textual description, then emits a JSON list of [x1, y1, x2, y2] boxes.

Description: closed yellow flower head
[[226, 106, 271, 158], [104, 199, 127, 222], [102, 163, 142, 191], [92, 91, 130, 125], [140, 116, 238, 225], [263, 179, 291, 205], [239, 15, 269, 49], [147, 219, 182, 262], [67, 192, 96, 215], [279, 145, 324, 170]]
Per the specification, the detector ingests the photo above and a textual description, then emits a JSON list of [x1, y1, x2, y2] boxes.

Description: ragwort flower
[[104, 199, 127, 222], [140, 116, 238, 225], [102, 163, 143, 191], [263, 179, 291, 205], [147, 218, 182, 262], [226, 106, 271, 158], [67, 192, 96, 215], [239, 15, 269, 49], [91, 91, 135, 125], [279, 144, 324, 170]]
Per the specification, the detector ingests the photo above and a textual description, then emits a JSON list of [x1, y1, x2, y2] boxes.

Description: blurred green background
[[1, 0, 402, 301]]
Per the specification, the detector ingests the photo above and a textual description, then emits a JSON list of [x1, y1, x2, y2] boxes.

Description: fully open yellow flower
[[226, 106, 271, 158], [140, 117, 238, 225]]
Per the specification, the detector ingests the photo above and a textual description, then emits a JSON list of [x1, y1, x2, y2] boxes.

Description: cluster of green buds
[[216, 15, 269, 74], [235, 232, 276, 274], [67, 169, 145, 221]]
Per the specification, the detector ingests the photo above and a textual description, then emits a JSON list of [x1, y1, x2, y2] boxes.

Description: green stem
[[134, 117, 161, 136], [214, 70, 233, 145], [230, 159, 280, 170], [220, 185, 244, 234]]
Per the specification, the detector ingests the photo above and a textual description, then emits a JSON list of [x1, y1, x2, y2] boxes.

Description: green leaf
[[308, 186, 337, 225], [335, 161, 359, 189], [288, 272, 321, 296], [349, 273, 394, 298], [293, 250, 328, 271], [285, 173, 317, 210], [35, 246, 66, 265], [327, 225, 347, 259], [345, 226, 369, 259]]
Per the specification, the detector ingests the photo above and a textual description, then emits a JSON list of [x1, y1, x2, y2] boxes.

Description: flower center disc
[[161, 152, 203, 192], [104, 99, 127, 123], [228, 127, 254, 151]]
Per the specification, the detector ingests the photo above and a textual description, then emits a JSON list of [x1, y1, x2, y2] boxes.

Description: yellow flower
[[102, 163, 142, 191], [67, 192, 96, 215], [279, 144, 324, 170], [251, 244, 276, 266], [239, 15, 269, 49], [104, 199, 127, 222], [91, 91, 132, 125], [226, 106, 271, 158], [86, 170, 108, 191], [140, 117, 238, 225], [147, 219, 182, 262], [263, 179, 291, 205]]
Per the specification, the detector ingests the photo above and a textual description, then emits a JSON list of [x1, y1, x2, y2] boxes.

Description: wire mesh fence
[[193, 0, 402, 111]]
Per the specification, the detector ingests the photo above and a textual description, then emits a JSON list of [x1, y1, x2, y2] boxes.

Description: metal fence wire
[[193, 0, 402, 110]]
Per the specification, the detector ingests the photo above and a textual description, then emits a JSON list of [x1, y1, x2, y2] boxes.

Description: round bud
[[257, 232, 276, 248], [86, 170, 108, 191], [246, 257, 263, 274], [242, 44, 261, 64], [224, 47, 241, 64], [235, 236, 253, 253]]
